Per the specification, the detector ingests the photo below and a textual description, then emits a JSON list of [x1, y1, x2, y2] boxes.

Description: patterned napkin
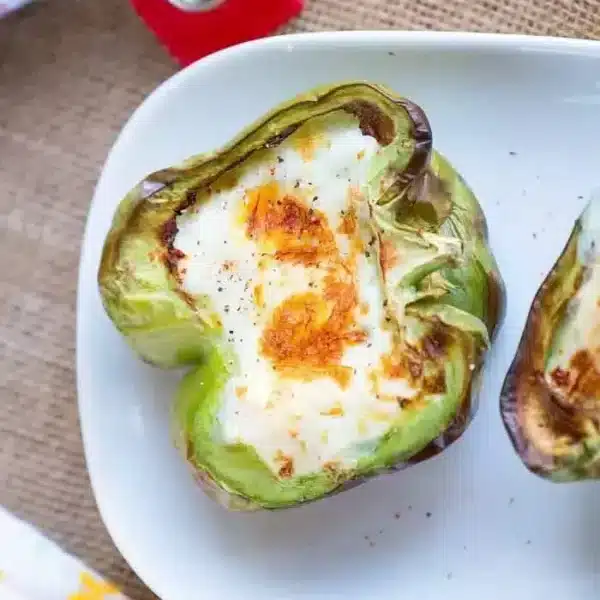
[[0, 0, 33, 16], [0, 506, 129, 600]]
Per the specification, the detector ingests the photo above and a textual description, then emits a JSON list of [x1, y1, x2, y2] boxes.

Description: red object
[[130, 0, 304, 67]]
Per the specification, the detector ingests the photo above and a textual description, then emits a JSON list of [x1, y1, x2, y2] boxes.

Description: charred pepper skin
[[500, 193, 600, 482]]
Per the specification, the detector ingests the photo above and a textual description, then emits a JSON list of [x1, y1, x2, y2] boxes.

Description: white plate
[[77, 32, 600, 600]]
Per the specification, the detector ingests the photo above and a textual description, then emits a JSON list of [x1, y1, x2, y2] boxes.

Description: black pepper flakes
[[218, 287, 224, 292], [426, 512, 432, 518], [277, 156, 284, 163], [294, 180, 300, 188]]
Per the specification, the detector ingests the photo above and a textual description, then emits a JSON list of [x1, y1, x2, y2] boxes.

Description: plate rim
[[75, 30, 600, 599]]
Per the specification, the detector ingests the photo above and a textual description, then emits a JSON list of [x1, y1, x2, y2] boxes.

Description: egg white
[[174, 113, 420, 477], [545, 197, 600, 382]]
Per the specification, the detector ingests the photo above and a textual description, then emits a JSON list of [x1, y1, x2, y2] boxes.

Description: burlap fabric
[[0, 1, 598, 598]]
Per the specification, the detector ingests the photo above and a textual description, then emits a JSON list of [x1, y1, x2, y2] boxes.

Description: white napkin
[[0, 0, 33, 17], [0, 506, 130, 600]]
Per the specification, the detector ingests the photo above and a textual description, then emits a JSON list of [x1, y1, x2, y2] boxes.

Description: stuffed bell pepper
[[501, 192, 600, 482], [98, 82, 505, 510]]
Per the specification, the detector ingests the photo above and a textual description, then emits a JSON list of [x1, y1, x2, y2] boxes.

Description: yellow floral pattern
[[67, 573, 120, 600], [0, 507, 130, 600]]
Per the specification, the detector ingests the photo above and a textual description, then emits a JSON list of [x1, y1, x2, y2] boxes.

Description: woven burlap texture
[[0, 1, 598, 599]]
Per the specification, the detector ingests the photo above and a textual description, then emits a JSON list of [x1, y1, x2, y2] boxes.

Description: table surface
[[0, 1, 598, 598]]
